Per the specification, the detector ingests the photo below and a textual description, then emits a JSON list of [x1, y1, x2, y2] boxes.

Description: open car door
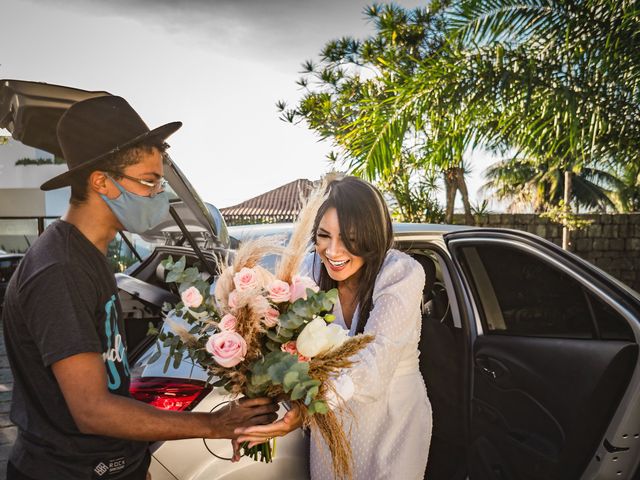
[[446, 230, 640, 480]]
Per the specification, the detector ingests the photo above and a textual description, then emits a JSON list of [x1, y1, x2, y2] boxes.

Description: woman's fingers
[[231, 439, 242, 462]]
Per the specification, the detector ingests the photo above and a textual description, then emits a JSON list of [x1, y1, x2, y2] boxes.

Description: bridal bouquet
[[149, 189, 372, 480]]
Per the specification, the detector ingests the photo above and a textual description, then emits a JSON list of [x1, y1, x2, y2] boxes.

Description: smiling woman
[[235, 175, 433, 480]]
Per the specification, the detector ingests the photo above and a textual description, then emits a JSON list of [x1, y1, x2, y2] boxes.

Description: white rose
[[296, 317, 349, 358]]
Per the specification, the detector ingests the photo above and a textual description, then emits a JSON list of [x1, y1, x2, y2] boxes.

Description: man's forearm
[[76, 393, 216, 441]]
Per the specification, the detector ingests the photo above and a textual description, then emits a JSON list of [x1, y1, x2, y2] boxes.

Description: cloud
[[22, 0, 388, 62]]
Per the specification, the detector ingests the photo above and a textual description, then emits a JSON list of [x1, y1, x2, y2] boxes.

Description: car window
[[0, 218, 39, 253], [459, 244, 634, 341], [0, 258, 21, 283], [107, 234, 157, 273]]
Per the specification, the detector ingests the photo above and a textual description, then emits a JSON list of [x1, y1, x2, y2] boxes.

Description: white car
[[2, 80, 640, 480]]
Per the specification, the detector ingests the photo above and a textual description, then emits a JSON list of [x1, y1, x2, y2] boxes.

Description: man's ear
[[89, 171, 110, 195]]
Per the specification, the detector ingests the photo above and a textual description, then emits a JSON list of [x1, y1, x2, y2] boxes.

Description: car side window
[[459, 244, 634, 341], [0, 259, 20, 283]]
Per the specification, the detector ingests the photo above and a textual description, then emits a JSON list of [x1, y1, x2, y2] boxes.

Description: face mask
[[101, 177, 170, 234]]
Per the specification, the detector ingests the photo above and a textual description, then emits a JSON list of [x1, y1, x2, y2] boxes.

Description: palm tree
[[348, 0, 639, 241], [608, 161, 640, 212], [280, 3, 478, 224], [482, 156, 624, 212]]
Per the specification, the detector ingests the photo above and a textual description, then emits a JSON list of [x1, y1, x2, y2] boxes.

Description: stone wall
[[453, 213, 640, 293]]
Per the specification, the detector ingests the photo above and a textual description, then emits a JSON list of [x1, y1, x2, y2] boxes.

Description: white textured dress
[[301, 249, 432, 480]]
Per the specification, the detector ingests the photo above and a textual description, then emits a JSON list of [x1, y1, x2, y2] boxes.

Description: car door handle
[[480, 365, 497, 379], [475, 356, 510, 380]]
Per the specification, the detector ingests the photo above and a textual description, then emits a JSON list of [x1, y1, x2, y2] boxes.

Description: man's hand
[[52, 352, 279, 442], [209, 397, 279, 439], [234, 402, 303, 448]]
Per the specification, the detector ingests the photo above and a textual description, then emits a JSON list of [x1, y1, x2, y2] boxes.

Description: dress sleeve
[[20, 263, 102, 367], [339, 251, 425, 404]]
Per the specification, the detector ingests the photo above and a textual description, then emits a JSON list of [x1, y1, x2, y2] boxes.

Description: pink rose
[[206, 331, 247, 368], [267, 280, 291, 303], [218, 313, 237, 332], [181, 286, 203, 308], [289, 275, 320, 302], [228, 290, 239, 310], [233, 267, 259, 292], [262, 307, 280, 328], [281, 340, 310, 362]]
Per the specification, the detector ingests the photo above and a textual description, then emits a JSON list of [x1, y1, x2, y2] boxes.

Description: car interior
[[410, 249, 469, 479]]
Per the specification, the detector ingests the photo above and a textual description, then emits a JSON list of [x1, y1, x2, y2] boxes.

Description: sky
[[1, 0, 496, 210]]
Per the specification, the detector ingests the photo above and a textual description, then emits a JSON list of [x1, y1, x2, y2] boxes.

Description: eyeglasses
[[105, 172, 168, 196]]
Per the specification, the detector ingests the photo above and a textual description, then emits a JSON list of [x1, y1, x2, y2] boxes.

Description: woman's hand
[[233, 402, 303, 449]]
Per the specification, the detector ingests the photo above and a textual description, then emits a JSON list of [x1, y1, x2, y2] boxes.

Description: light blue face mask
[[101, 176, 170, 234]]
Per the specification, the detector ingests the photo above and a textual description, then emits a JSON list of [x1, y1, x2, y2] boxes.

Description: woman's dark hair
[[69, 139, 168, 205], [311, 176, 394, 334]]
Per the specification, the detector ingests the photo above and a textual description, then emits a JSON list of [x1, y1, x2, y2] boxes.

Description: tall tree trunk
[[454, 167, 475, 225], [562, 170, 573, 250], [444, 169, 456, 223]]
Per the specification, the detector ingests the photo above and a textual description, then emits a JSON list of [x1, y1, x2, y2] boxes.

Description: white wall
[[0, 139, 70, 216]]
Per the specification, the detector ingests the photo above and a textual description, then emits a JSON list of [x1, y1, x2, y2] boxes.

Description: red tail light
[[129, 377, 212, 412]]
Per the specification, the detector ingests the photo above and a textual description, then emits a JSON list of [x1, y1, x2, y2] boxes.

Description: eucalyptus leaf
[[279, 313, 305, 330], [162, 255, 174, 270], [290, 383, 307, 401], [165, 270, 182, 284], [266, 330, 286, 343], [173, 352, 183, 369], [161, 302, 173, 312], [311, 400, 328, 415], [183, 267, 200, 283], [147, 322, 159, 336], [305, 385, 319, 405], [277, 328, 294, 340], [283, 371, 300, 391], [174, 256, 186, 273], [147, 349, 162, 365], [162, 353, 172, 373]]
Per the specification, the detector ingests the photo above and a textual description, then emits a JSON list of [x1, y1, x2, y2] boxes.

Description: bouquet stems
[[242, 438, 276, 462]]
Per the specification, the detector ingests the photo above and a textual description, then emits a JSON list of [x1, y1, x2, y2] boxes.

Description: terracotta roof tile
[[221, 178, 315, 224]]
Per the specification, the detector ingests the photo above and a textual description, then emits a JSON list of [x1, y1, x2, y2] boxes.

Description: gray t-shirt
[[2, 220, 147, 479]]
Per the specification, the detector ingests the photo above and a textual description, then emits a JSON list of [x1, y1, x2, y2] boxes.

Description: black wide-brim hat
[[40, 95, 182, 191]]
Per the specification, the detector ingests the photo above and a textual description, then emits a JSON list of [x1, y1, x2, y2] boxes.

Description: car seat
[[412, 253, 468, 479]]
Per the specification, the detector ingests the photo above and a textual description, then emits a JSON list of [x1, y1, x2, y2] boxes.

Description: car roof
[[227, 222, 475, 241]]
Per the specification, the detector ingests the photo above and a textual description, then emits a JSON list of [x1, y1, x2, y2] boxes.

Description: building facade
[[0, 138, 69, 252]]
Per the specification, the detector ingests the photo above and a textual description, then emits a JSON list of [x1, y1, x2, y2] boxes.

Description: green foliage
[[285, 0, 640, 218], [540, 200, 594, 231], [145, 256, 219, 374], [448, 0, 640, 212], [482, 157, 623, 213], [278, 2, 457, 221], [14, 156, 66, 166], [249, 351, 321, 406]]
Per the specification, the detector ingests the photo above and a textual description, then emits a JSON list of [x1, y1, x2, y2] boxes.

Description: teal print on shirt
[[103, 294, 130, 391]]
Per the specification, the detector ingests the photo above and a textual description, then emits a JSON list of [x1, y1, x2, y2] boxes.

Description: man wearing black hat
[[2, 96, 279, 480]]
